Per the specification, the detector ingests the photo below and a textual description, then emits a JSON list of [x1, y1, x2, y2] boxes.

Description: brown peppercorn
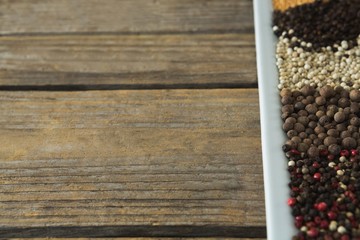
[[319, 85, 335, 99], [285, 140, 297, 149], [317, 132, 327, 140], [283, 122, 294, 132], [340, 90, 350, 98], [327, 129, 339, 137], [291, 136, 302, 145], [307, 146, 319, 158], [298, 143, 310, 152], [324, 136, 337, 146], [285, 117, 297, 124], [350, 117, 360, 126], [305, 104, 317, 114], [287, 130, 298, 138], [308, 114, 318, 121], [297, 110, 308, 116], [281, 95, 294, 105], [309, 134, 317, 140], [280, 88, 292, 98], [315, 110, 325, 118], [334, 112, 346, 123], [282, 105, 294, 114], [326, 110, 335, 118], [338, 98, 350, 108], [303, 138, 312, 146], [352, 132, 360, 139], [313, 138, 322, 146], [340, 130, 352, 139], [294, 102, 305, 111], [308, 121, 317, 129], [336, 123, 347, 132], [315, 96, 326, 106], [342, 137, 357, 149], [305, 128, 314, 135], [306, 96, 315, 103], [314, 126, 325, 134], [348, 125, 358, 133], [350, 102, 359, 113], [292, 90, 301, 98], [300, 85, 316, 96], [319, 115, 330, 126], [297, 116, 309, 126], [298, 132, 307, 139], [350, 90, 360, 102], [328, 144, 341, 155], [294, 123, 305, 133]]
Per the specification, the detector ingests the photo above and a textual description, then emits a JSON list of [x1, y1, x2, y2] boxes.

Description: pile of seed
[[273, 0, 360, 50], [273, 0, 360, 239]]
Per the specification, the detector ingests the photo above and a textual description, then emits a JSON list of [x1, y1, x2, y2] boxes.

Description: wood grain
[[0, 0, 253, 35], [0, 33, 256, 88], [0, 89, 264, 238]]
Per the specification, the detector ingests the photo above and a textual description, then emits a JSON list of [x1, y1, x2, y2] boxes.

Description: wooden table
[[0, 0, 265, 238]]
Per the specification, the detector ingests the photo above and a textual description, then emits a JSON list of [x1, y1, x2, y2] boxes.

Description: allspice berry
[[342, 137, 357, 149], [315, 96, 326, 106], [319, 85, 335, 99], [307, 146, 319, 158], [338, 98, 350, 108], [328, 144, 341, 155], [350, 117, 360, 126], [350, 89, 360, 102], [334, 112, 346, 123], [300, 85, 315, 97], [324, 136, 337, 146]]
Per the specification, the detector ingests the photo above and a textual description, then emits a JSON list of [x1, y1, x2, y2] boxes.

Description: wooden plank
[[0, 0, 253, 35], [0, 33, 256, 88], [0, 89, 265, 238]]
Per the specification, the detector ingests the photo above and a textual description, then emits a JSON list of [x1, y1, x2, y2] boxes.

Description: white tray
[[253, 1, 297, 239]]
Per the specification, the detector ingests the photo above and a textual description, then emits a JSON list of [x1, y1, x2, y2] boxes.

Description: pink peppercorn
[[317, 202, 327, 211], [320, 220, 329, 229], [290, 149, 301, 155], [340, 149, 350, 157], [287, 198, 296, 206], [327, 154, 335, 161], [351, 149, 359, 156], [313, 172, 321, 180], [312, 162, 320, 168], [327, 211, 337, 220], [341, 235, 350, 240], [307, 227, 319, 237], [320, 149, 329, 156]]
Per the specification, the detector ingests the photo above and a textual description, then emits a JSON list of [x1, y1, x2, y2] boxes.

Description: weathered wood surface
[[0, 0, 253, 35], [0, 34, 256, 88], [0, 89, 265, 238]]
